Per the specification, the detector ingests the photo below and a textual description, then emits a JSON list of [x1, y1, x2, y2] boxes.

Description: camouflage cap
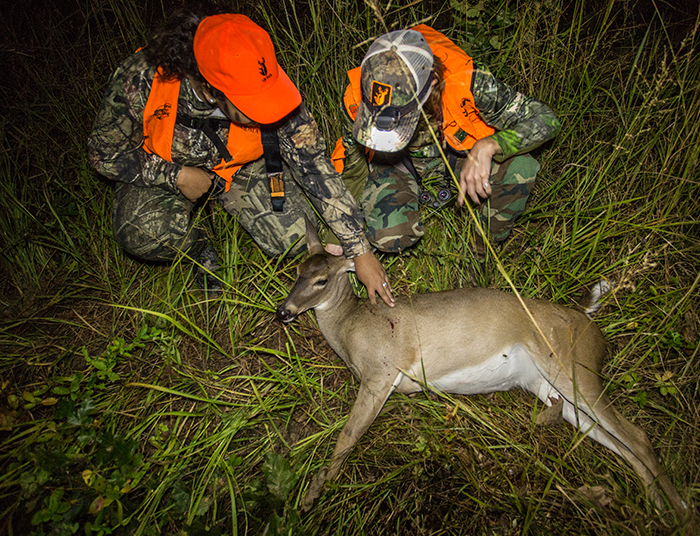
[[353, 29, 434, 152]]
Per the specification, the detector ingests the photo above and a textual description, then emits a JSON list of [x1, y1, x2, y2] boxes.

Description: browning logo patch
[[460, 97, 471, 118], [370, 81, 392, 107], [454, 129, 467, 143], [154, 103, 171, 120], [258, 57, 272, 83]]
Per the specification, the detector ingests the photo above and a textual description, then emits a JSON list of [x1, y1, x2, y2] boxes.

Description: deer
[[276, 219, 689, 520]]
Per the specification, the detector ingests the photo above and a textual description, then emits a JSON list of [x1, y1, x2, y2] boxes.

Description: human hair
[[417, 56, 446, 129], [143, 3, 224, 83], [426, 56, 446, 111]]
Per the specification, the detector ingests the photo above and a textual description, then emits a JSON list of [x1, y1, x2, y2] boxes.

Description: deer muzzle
[[276, 304, 296, 323]]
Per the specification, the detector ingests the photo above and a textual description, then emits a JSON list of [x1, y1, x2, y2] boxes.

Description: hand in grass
[[458, 137, 501, 205]]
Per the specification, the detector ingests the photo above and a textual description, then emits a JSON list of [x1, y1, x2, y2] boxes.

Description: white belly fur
[[411, 344, 554, 399]]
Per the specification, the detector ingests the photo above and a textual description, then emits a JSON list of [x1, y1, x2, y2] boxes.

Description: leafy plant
[[243, 451, 300, 535]]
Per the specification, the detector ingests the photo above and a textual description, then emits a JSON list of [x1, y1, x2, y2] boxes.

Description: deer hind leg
[[546, 368, 687, 516]]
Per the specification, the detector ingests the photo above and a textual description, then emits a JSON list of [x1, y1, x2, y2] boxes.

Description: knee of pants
[[111, 182, 201, 262], [366, 212, 424, 253], [492, 154, 540, 186], [113, 218, 202, 262], [113, 204, 202, 262], [255, 234, 305, 258], [247, 212, 316, 259]]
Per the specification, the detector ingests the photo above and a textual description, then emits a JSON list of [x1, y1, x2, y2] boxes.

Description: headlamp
[[375, 107, 401, 131]]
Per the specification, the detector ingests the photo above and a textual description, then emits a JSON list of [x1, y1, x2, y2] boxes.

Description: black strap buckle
[[262, 129, 284, 212], [268, 172, 285, 212]]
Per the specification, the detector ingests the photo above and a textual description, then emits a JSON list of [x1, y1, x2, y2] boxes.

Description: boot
[[194, 243, 224, 296]]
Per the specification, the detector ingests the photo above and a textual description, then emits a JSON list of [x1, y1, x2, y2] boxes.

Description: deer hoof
[[301, 469, 328, 511]]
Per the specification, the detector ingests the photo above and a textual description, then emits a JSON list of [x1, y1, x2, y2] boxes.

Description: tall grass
[[0, 0, 698, 535]]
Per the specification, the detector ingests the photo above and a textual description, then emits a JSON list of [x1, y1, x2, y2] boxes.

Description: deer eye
[[315, 278, 328, 287]]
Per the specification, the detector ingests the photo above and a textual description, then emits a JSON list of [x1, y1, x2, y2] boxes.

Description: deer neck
[[313, 274, 359, 359]]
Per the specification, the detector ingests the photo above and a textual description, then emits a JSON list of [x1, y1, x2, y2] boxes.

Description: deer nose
[[276, 306, 292, 322]]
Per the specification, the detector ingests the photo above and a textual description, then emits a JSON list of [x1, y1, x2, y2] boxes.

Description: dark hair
[[424, 56, 446, 115], [143, 3, 224, 83], [416, 56, 446, 131]]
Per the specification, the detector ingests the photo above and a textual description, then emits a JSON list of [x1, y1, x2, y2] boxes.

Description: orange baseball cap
[[193, 14, 301, 124]]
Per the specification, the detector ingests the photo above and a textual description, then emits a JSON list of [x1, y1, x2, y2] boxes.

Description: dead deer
[[276, 220, 689, 518]]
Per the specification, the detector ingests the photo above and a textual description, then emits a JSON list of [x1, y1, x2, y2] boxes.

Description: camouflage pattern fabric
[[111, 158, 319, 262], [355, 152, 538, 252], [475, 154, 539, 241], [362, 159, 423, 252], [112, 181, 206, 262], [218, 158, 318, 257], [88, 50, 372, 262]]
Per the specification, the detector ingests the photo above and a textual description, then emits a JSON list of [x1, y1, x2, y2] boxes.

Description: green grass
[[1, 0, 699, 534]]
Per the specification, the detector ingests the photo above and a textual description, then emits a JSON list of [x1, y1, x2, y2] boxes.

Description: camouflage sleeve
[[278, 105, 372, 258], [338, 127, 370, 204], [87, 53, 181, 192], [471, 63, 561, 159]]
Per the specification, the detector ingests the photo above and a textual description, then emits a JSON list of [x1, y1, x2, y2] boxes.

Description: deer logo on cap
[[258, 58, 268, 77], [371, 81, 392, 107]]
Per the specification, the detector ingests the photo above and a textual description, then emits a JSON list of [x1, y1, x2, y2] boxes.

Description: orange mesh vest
[[142, 69, 264, 189], [332, 25, 495, 172]]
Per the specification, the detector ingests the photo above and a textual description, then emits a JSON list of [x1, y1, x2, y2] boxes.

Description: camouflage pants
[[343, 152, 539, 252], [112, 181, 206, 262], [112, 159, 316, 262]]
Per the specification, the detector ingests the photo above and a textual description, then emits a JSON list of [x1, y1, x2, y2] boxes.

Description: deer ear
[[345, 258, 356, 272], [304, 216, 325, 256]]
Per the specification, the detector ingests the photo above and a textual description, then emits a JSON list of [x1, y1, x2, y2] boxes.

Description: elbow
[[551, 115, 562, 139], [86, 144, 104, 174], [545, 106, 562, 139]]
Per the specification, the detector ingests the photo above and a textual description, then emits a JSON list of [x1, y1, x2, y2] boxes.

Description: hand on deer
[[354, 251, 394, 307]]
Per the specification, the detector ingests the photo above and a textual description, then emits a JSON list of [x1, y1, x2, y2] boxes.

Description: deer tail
[[582, 279, 615, 319]]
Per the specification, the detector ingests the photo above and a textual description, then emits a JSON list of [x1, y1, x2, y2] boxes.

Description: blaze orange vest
[[331, 24, 495, 172], [142, 69, 263, 190]]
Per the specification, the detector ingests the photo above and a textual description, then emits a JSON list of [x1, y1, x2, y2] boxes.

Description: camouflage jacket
[[88, 50, 372, 258], [340, 61, 561, 181]]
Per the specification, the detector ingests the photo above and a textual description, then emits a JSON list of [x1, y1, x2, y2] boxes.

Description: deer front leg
[[301, 373, 402, 511]]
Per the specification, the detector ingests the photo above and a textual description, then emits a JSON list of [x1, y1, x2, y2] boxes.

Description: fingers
[[458, 155, 492, 206], [458, 172, 489, 206], [457, 137, 500, 206], [377, 278, 394, 307], [367, 275, 394, 307], [324, 243, 343, 256], [475, 178, 491, 202], [355, 252, 395, 308]]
